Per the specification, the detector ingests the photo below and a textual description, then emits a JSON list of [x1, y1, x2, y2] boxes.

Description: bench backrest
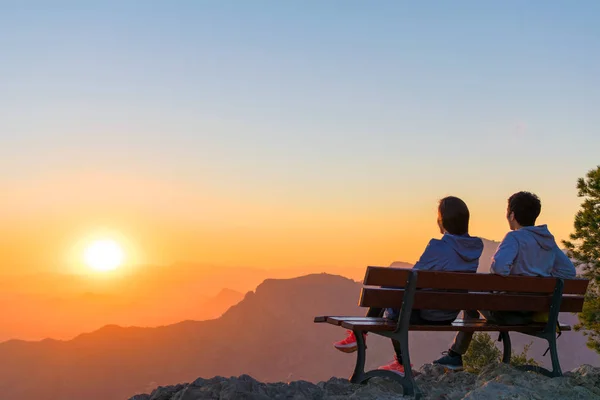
[[360, 266, 589, 313]]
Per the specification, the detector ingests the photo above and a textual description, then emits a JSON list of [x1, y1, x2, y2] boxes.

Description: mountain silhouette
[[0, 285, 244, 342], [0, 262, 370, 342], [0, 271, 597, 400]]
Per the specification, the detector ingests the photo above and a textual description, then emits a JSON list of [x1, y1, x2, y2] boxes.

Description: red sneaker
[[333, 330, 367, 353], [378, 359, 412, 376]]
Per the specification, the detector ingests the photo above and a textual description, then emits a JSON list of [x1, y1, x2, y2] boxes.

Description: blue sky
[[1, 1, 599, 268]]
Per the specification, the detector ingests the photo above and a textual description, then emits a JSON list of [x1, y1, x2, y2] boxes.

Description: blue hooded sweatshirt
[[386, 233, 484, 321], [412, 234, 484, 273], [491, 225, 576, 279]]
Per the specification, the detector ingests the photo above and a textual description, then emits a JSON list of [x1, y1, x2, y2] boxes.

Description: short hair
[[438, 196, 470, 235], [508, 191, 541, 227]]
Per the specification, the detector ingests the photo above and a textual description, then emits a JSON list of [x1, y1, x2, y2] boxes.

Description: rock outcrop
[[130, 363, 600, 400]]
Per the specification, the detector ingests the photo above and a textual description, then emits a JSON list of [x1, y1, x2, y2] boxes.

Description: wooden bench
[[314, 266, 590, 399]]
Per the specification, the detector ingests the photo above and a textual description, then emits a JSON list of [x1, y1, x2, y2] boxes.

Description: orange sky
[[0, 169, 584, 276], [1, 0, 599, 280]]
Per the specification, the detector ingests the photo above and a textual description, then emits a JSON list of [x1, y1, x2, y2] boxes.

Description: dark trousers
[[366, 307, 454, 362]]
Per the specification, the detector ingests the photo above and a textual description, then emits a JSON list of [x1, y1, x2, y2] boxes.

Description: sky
[[1, 1, 599, 274]]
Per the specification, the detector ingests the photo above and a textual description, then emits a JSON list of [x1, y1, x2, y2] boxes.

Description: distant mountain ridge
[[0, 269, 597, 400], [0, 286, 244, 342], [0, 263, 369, 341]]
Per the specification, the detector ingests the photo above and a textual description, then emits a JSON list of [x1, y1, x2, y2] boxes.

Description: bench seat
[[315, 316, 572, 332], [314, 267, 590, 399]]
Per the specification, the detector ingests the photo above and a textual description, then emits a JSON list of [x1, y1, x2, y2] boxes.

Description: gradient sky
[[1, 1, 599, 273]]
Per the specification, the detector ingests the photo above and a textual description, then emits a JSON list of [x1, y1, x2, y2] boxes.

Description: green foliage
[[573, 292, 600, 354], [510, 342, 539, 368], [463, 333, 539, 373], [563, 165, 600, 354], [463, 333, 501, 373]]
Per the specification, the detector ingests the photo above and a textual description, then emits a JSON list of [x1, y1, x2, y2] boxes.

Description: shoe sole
[[334, 344, 357, 353], [333, 344, 367, 353]]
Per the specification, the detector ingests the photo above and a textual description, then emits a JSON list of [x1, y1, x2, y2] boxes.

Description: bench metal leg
[[349, 272, 423, 398], [499, 332, 511, 364], [392, 332, 421, 399], [352, 271, 422, 399], [515, 279, 565, 378], [547, 332, 562, 377], [350, 331, 421, 399], [350, 329, 367, 384], [516, 331, 562, 378]]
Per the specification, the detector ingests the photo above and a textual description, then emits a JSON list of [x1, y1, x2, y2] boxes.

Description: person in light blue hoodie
[[333, 196, 484, 376], [434, 191, 577, 370]]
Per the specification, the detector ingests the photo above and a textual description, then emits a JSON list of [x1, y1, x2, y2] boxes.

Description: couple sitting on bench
[[333, 191, 576, 376]]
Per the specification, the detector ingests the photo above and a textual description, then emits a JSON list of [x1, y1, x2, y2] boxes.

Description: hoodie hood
[[442, 234, 484, 262], [518, 225, 556, 250]]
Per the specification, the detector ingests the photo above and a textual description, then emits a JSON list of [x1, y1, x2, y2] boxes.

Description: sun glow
[[84, 239, 124, 272]]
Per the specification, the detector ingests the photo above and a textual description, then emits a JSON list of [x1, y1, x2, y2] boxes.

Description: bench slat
[[330, 317, 572, 333], [360, 288, 585, 313], [314, 316, 573, 332], [326, 316, 387, 326], [364, 267, 589, 294], [364, 266, 412, 287]]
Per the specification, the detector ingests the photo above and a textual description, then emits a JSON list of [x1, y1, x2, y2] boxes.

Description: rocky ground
[[129, 363, 600, 400]]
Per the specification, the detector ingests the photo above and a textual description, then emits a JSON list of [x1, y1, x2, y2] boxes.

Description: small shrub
[[510, 341, 540, 368], [463, 333, 501, 373], [463, 333, 539, 373]]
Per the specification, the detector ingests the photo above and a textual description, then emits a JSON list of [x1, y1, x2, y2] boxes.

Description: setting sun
[[84, 239, 124, 272]]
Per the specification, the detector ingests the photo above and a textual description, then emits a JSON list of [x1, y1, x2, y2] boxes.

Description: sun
[[84, 239, 124, 272]]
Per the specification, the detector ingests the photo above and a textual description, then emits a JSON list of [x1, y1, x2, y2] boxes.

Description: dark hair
[[438, 196, 470, 235], [508, 191, 541, 227]]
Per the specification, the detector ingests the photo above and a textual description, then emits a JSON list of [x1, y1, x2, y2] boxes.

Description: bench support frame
[[509, 278, 565, 378], [347, 273, 566, 398], [349, 271, 422, 399]]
